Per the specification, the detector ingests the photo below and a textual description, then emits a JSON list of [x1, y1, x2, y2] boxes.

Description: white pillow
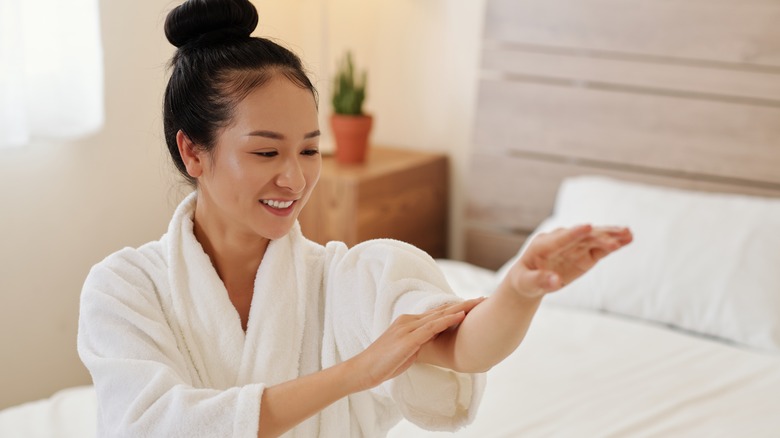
[[496, 176, 780, 353]]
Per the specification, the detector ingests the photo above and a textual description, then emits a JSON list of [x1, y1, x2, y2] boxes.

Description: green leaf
[[331, 51, 367, 115]]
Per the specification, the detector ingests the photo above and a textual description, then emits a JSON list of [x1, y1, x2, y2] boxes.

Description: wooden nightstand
[[298, 146, 449, 258]]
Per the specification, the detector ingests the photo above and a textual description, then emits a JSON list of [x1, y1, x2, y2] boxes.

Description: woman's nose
[[275, 157, 306, 193]]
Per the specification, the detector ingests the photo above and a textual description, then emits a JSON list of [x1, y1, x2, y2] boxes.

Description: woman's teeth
[[261, 200, 294, 209]]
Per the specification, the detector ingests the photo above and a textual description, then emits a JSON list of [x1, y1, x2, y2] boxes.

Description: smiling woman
[[181, 78, 321, 243], [78, 0, 486, 435], [178, 77, 322, 328], [75, 0, 631, 437]]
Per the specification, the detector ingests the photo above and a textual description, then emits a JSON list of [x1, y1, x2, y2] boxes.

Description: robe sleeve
[[324, 239, 486, 432], [77, 249, 264, 438]]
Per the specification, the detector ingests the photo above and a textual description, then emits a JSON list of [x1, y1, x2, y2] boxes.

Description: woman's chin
[[256, 222, 295, 241]]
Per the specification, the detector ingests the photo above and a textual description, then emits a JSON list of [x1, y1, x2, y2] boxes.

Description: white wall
[[0, 0, 176, 409], [0, 0, 486, 408]]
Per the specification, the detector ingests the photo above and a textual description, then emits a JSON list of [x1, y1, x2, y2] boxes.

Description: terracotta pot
[[330, 114, 373, 164]]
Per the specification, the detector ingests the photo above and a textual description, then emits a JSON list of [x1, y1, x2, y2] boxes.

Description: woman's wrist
[[337, 356, 374, 394], [502, 268, 548, 303]]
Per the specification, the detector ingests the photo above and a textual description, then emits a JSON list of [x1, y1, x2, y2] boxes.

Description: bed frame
[[465, 0, 780, 269]]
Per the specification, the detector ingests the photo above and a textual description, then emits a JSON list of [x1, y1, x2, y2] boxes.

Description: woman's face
[[194, 73, 321, 242]]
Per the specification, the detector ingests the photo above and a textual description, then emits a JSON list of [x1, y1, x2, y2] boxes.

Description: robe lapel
[[238, 223, 307, 386], [166, 193, 247, 389]]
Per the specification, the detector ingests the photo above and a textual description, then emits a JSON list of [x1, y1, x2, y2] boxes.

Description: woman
[[77, 0, 632, 437]]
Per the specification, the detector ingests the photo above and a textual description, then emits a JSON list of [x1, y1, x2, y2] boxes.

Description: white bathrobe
[[77, 193, 484, 437]]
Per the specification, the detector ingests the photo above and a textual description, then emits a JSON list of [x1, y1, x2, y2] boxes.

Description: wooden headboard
[[465, 0, 780, 269]]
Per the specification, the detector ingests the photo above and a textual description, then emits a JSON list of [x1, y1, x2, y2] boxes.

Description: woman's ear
[[177, 130, 204, 178]]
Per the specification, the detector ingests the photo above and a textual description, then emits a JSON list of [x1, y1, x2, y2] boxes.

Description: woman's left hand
[[506, 225, 633, 299]]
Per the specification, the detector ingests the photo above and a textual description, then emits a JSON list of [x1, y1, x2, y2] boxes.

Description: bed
[[3, 251, 780, 437], [422, 0, 780, 434], [3, 0, 780, 436]]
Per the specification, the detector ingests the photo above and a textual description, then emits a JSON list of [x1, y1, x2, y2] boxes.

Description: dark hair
[[163, 0, 317, 185]]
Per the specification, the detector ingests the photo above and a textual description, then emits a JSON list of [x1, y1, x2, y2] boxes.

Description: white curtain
[[0, 0, 103, 148]]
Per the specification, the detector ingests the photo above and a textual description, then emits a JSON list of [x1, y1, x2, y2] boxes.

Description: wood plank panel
[[482, 46, 780, 102], [466, 153, 780, 232], [484, 0, 780, 68], [473, 79, 780, 185]]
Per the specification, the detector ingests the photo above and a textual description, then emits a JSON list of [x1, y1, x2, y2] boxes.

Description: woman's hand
[[409, 225, 632, 374], [506, 225, 633, 300], [347, 298, 485, 391]]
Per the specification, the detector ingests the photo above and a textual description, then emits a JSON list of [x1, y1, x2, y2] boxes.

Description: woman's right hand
[[347, 298, 484, 391]]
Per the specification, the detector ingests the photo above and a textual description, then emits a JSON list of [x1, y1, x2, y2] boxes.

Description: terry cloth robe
[[77, 193, 485, 438]]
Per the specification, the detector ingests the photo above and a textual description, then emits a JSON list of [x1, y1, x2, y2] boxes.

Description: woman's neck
[[192, 197, 269, 331], [192, 198, 269, 288]]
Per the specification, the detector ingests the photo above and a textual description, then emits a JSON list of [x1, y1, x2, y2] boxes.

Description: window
[[0, 0, 103, 148]]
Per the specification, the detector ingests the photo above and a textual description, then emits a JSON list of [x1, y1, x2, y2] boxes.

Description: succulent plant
[[332, 51, 367, 116]]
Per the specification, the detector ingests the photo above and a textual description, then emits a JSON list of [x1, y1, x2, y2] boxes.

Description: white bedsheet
[[3, 260, 780, 437], [0, 386, 96, 438], [391, 261, 780, 437]]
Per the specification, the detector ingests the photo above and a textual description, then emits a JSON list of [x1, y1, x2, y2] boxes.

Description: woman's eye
[[301, 149, 320, 156], [253, 151, 278, 157]]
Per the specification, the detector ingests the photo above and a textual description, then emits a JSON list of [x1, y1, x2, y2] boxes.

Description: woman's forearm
[[259, 298, 486, 437], [418, 225, 633, 373], [418, 281, 542, 373], [257, 360, 362, 438]]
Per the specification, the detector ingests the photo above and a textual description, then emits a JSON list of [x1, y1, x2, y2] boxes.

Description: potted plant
[[330, 51, 372, 164]]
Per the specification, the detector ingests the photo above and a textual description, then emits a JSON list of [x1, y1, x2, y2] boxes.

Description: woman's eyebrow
[[246, 130, 321, 140], [246, 130, 284, 139]]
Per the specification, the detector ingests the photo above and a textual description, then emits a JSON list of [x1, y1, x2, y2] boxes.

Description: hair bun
[[165, 0, 259, 48]]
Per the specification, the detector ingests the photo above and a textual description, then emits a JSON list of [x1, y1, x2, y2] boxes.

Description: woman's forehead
[[227, 77, 319, 136]]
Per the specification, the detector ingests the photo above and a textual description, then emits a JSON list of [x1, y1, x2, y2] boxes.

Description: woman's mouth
[[259, 199, 296, 216], [260, 199, 294, 209]]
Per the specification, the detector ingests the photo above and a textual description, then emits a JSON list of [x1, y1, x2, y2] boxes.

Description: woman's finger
[[591, 227, 633, 245], [411, 310, 467, 343], [573, 233, 631, 258], [413, 298, 485, 325], [448, 297, 485, 314], [547, 235, 622, 273], [532, 224, 593, 259], [541, 226, 632, 257], [592, 225, 630, 234]]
